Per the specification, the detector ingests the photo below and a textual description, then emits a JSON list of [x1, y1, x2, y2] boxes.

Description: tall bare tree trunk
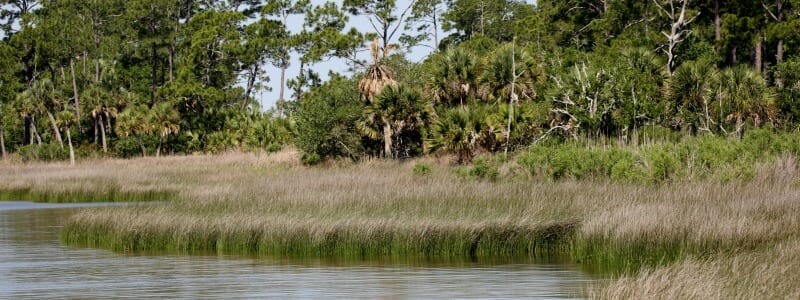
[[714, 0, 721, 52], [151, 45, 158, 107], [383, 121, 393, 159], [136, 135, 146, 157], [31, 116, 42, 145], [99, 117, 107, 153], [433, 6, 439, 49], [70, 57, 82, 132], [46, 111, 63, 149], [168, 44, 175, 83], [66, 126, 75, 166], [755, 33, 763, 74], [0, 126, 6, 161], [157, 136, 163, 157], [243, 64, 259, 110], [278, 57, 288, 116]]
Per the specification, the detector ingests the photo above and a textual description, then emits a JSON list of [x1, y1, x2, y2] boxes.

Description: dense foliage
[[1, 0, 800, 164]]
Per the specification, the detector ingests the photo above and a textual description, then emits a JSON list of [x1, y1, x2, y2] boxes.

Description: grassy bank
[[3, 140, 799, 297]]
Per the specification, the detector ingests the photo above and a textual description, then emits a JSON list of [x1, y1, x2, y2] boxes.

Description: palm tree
[[425, 47, 481, 107], [29, 79, 64, 148], [115, 105, 153, 157], [55, 110, 77, 165], [358, 38, 397, 103], [359, 85, 434, 158], [481, 43, 538, 104], [718, 66, 776, 137], [82, 84, 113, 153], [15, 89, 41, 145], [150, 102, 180, 157], [667, 60, 719, 133], [426, 108, 484, 164]]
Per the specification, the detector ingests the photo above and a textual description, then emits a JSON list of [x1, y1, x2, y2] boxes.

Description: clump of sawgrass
[[590, 240, 800, 299]]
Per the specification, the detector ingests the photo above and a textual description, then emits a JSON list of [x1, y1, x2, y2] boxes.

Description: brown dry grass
[[3, 149, 800, 298]]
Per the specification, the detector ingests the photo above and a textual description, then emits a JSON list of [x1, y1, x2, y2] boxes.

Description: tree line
[[1, 0, 799, 164]]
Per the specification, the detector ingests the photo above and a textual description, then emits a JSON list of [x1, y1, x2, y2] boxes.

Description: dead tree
[[653, 0, 700, 76]]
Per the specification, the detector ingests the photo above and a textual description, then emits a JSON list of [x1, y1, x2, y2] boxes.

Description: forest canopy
[[1, 0, 799, 164]]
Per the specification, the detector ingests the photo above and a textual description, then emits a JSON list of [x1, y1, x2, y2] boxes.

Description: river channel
[[0, 202, 596, 299]]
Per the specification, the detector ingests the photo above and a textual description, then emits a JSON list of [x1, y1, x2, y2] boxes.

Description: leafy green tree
[[441, 0, 534, 43], [402, 0, 445, 50], [295, 74, 365, 163], [262, 0, 310, 114]]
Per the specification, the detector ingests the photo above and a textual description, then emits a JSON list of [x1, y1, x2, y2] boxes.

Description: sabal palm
[[55, 110, 77, 165], [481, 43, 537, 104], [360, 85, 434, 158], [150, 102, 181, 157], [359, 39, 397, 102], [718, 66, 776, 135], [115, 105, 153, 156], [426, 47, 480, 107], [426, 108, 484, 164], [668, 60, 719, 132]]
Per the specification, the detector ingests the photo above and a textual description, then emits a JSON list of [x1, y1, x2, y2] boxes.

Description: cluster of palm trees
[[355, 39, 543, 163], [352, 40, 780, 163]]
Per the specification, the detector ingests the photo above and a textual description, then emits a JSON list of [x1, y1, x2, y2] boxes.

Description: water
[[0, 202, 595, 299]]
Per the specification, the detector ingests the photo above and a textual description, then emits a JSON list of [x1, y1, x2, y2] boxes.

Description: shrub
[[412, 162, 432, 176]]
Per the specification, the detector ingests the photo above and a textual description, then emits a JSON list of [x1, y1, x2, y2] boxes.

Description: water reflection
[[0, 202, 594, 299]]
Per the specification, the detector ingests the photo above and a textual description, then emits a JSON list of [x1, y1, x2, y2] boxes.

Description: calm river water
[[0, 202, 595, 299]]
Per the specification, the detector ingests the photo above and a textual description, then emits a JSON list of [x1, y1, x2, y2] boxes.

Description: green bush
[[17, 144, 67, 162], [469, 157, 499, 181], [644, 146, 680, 183], [412, 162, 432, 176]]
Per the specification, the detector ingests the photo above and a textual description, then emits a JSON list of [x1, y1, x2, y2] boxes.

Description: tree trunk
[[714, 0, 721, 52], [776, 39, 784, 87], [168, 43, 175, 83], [383, 121, 393, 159], [0, 126, 6, 161], [243, 64, 258, 110], [66, 127, 75, 166], [93, 116, 98, 144], [278, 58, 287, 116], [70, 57, 82, 132], [151, 45, 158, 107], [732, 46, 738, 64], [99, 116, 107, 153], [23, 116, 30, 146], [46, 111, 63, 149], [31, 116, 42, 146], [136, 135, 146, 157], [755, 33, 763, 74], [157, 135, 163, 157], [432, 6, 439, 50]]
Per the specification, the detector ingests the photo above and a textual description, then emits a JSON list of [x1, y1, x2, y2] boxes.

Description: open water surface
[[0, 201, 596, 299]]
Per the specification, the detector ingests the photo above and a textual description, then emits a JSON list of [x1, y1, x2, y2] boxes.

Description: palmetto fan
[[358, 38, 397, 103]]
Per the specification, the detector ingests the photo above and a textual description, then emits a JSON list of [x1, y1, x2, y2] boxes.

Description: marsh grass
[[4, 149, 800, 298]]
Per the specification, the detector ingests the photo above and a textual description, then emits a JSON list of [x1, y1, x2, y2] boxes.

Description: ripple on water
[[0, 204, 595, 299]]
